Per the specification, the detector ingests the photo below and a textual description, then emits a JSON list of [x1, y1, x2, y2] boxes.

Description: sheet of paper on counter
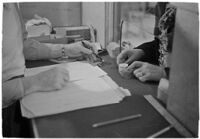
[[21, 62, 131, 118]]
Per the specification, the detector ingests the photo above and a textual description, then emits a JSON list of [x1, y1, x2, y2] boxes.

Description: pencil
[[81, 41, 103, 62], [92, 114, 142, 128], [119, 20, 124, 53], [147, 125, 173, 138]]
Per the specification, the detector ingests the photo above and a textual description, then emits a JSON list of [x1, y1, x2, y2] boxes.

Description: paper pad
[[25, 62, 107, 81], [21, 62, 131, 118]]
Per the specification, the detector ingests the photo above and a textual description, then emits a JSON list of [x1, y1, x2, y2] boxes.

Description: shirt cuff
[[2, 78, 25, 108]]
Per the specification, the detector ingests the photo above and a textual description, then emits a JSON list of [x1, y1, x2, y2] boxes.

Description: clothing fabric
[[2, 77, 24, 108], [158, 5, 176, 67], [3, 101, 32, 137], [136, 2, 176, 68], [2, 4, 31, 137], [2, 4, 25, 82], [2, 3, 27, 108], [13, 4, 63, 60]]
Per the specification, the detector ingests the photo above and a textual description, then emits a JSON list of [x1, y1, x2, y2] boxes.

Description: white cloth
[[2, 3, 25, 82]]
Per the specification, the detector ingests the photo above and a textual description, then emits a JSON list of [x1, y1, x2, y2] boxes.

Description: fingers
[[80, 41, 93, 54], [53, 68, 69, 89], [51, 67, 69, 81], [116, 50, 128, 64], [127, 61, 148, 82], [134, 69, 143, 77], [65, 41, 93, 57], [82, 40, 93, 49], [127, 61, 144, 71], [79, 46, 93, 55], [125, 55, 135, 65], [116, 54, 124, 65], [133, 69, 148, 82], [132, 63, 163, 82], [62, 69, 70, 81], [31, 67, 71, 93], [56, 67, 70, 81], [138, 74, 148, 82], [117, 49, 143, 65], [55, 81, 65, 90]]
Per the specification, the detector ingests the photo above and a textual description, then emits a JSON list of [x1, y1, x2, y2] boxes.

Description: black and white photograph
[[2, 1, 199, 138]]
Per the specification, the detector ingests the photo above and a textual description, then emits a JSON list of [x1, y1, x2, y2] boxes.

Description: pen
[[81, 41, 103, 62], [92, 114, 142, 128], [147, 125, 173, 138]]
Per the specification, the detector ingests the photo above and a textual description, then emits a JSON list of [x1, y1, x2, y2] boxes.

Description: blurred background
[[19, 2, 156, 48]]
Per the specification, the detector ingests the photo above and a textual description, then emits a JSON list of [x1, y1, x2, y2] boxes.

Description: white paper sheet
[[21, 77, 130, 118], [21, 62, 130, 118], [25, 62, 107, 81]]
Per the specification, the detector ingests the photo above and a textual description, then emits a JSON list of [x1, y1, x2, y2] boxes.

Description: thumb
[[127, 61, 143, 71], [138, 74, 148, 82], [82, 40, 94, 50], [116, 50, 129, 64], [125, 55, 135, 65], [79, 46, 93, 55]]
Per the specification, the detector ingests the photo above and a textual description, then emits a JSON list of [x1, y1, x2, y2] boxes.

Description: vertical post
[[113, 2, 121, 42], [105, 2, 114, 47]]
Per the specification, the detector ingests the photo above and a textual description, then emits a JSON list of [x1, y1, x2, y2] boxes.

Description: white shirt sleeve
[[2, 78, 24, 108]]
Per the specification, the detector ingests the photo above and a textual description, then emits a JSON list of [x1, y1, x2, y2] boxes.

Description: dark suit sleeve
[[135, 38, 160, 65], [133, 2, 168, 65]]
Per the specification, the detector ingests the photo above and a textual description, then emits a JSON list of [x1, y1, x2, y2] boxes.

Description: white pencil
[[92, 114, 142, 128], [147, 125, 173, 138]]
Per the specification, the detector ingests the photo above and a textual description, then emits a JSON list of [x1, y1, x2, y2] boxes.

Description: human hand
[[64, 41, 94, 58], [23, 67, 70, 94], [116, 49, 145, 65], [127, 61, 166, 82]]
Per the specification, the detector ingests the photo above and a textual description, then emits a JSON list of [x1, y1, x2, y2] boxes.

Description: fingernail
[[127, 67, 132, 71]]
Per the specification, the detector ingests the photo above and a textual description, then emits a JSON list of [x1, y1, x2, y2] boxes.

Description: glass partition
[[113, 2, 156, 48]]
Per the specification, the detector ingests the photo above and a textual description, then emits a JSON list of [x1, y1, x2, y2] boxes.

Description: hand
[[64, 41, 94, 58], [116, 49, 145, 65], [127, 61, 166, 82], [23, 67, 70, 94]]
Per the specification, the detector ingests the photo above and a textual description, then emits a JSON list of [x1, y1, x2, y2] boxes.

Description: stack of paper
[[25, 62, 107, 81], [21, 62, 131, 118]]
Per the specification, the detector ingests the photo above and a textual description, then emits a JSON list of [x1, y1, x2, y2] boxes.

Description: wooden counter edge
[[144, 95, 194, 138]]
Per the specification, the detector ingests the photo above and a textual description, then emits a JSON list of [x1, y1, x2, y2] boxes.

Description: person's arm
[[135, 39, 160, 65], [23, 39, 63, 60], [2, 67, 69, 108], [2, 78, 25, 108], [116, 40, 159, 65], [23, 39, 94, 60], [134, 2, 168, 65]]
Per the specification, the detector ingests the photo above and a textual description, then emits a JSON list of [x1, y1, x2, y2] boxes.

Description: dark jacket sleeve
[[134, 2, 168, 65], [135, 38, 160, 65]]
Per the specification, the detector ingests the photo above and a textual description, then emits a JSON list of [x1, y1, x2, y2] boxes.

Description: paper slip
[[25, 62, 107, 81], [20, 77, 131, 118]]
